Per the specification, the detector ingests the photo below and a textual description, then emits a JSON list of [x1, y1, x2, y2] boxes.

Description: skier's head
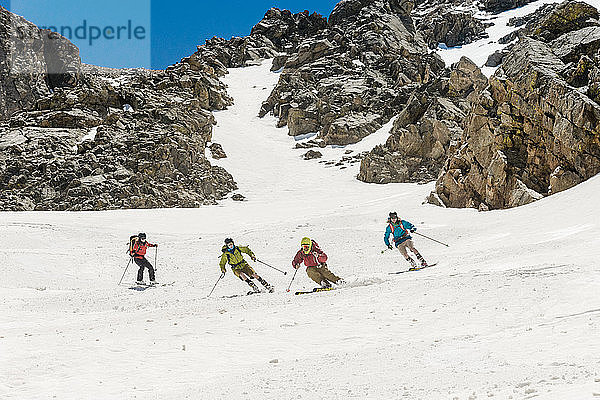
[[138, 232, 146, 241], [224, 238, 234, 249], [301, 237, 312, 254], [388, 212, 398, 223]]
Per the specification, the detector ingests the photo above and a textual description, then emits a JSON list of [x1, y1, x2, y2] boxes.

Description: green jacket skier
[[219, 238, 274, 293]]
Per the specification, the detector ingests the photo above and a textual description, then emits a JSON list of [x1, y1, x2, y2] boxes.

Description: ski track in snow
[[2, 15, 600, 400]]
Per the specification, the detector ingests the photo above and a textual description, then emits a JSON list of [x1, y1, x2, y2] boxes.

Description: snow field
[[1, 58, 599, 399]]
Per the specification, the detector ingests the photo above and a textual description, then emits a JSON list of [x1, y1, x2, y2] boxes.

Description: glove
[[410, 228, 416, 233], [251, 256, 256, 262], [292, 264, 299, 270], [387, 244, 393, 250], [220, 269, 226, 276]]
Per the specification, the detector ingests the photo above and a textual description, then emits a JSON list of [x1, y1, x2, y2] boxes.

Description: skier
[[219, 238, 274, 293], [384, 212, 429, 270], [292, 237, 343, 289], [130, 232, 158, 284]]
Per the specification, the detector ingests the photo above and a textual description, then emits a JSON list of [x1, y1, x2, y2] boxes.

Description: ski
[[294, 287, 335, 295], [388, 263, 437, 275], [126, 281, 175, 287], [221, 290, 262, 298]]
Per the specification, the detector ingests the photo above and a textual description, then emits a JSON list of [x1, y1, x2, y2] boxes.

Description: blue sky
[[0, 0, 338, 69]]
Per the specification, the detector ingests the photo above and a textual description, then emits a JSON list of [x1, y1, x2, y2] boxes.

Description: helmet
[[301, 237, 312, 254], [224, 238, 234, 245], [138, 232, 146, 240]]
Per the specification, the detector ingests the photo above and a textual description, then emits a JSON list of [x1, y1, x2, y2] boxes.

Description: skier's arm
[[404, 221, 415, 232], [239, 246, 256, 261], [219, 254, 228, 273], [292, 251, 303, 269], [384, 225, 392, 247], [311, 240, 324, 254]]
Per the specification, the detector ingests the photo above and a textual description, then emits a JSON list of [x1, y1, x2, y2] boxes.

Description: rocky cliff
[[0, 6, 236, 211], [430, 1, 600, 210], [180, 9, 327, 77], [257, 0, 447, 146], [358, 56, 487, 183]]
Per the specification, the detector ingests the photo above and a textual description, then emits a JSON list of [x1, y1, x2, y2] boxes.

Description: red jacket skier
[[129, 232, 158, 284], [292, 237, 343, 288]]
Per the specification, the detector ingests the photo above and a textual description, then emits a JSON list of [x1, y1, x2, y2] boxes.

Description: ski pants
[[306, 263, 341, 285], [134, 257, 155, 281], [395, 239, 425, 266], [232, 262, 256, 279]]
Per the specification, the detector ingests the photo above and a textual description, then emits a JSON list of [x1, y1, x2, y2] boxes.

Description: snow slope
[[1, 60, 599, 400]]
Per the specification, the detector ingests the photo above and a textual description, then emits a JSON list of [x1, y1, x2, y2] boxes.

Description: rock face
[[180, 9, 327, 77], [358, 57, 486, 183], [0, 7, 81, 119], [431, 32, 600, 209], [258, 0, 446, 145], [480, 0, 537, 14], [415, 8, 490, 49], [0, 6, 237, 211]]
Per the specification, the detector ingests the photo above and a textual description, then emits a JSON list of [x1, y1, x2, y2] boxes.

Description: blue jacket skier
[[384, 212, 429, 270]]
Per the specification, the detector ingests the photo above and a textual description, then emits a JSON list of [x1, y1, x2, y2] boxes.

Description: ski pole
[[118, 257, 133, 285], [286, 268, 299, 292], [208, 273, 224, 297], [256, 259, 287, 275], [154, 246, 158, 271], [414, 232, 449, 247]]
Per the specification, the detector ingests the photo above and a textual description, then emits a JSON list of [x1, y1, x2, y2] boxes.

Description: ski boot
[[320, 280, 332, 289], [407, 257, 420, 271], [149, 280, 157, 285], [415, 252, 428, 269], [257, 277, 274, 293], [246, 279, 261, 293], [135, 280, 146, 285]]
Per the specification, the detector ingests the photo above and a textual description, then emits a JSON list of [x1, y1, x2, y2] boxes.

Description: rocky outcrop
[[431, 36, 600, 210], [0, 6, 238, 211], [259, 0, 446, 145], [0, 7, 81, 119], [180, 9, 327, 77], [358, 57, 485, 183], [480, 0, 537, 14], [500, 1, 597, 45], [415, 8, 490, 49]]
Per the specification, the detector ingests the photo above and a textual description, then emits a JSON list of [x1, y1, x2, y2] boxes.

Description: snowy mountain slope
[[1, 60, 599, 399]]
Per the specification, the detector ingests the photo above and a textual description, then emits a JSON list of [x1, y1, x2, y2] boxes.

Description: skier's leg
[[253, 273, 273, 291], [311, 266, 331, 288], [235, 268, 259, 292], [406, 240, 427, 266], [134, 258, 145, 282], [397, 242, 417, 267], [306, 266, 324, 285], [319, 263, 342, 284], [143, 258, 156, 281]]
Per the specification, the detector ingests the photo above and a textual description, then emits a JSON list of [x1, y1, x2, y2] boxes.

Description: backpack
[[128, 235, 138, 256]]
